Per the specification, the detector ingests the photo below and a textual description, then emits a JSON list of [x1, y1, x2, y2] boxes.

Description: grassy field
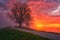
[[0, 28, 50, 40]]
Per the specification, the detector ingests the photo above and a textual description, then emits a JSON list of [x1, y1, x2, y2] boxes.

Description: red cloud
[[27, 1, 60, 33]]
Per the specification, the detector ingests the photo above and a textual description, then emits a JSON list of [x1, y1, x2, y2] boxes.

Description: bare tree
[[11, 3, 31, 28]]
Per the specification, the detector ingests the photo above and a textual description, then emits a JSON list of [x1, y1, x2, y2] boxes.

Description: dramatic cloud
[[27, 0, 60, 33], [0, 0, 19, 28], [0, 0, 60, 33]]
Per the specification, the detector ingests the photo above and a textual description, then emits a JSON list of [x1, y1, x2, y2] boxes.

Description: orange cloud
[[27, 1, 60, 33]]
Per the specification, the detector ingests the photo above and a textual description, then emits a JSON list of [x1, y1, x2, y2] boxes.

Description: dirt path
[[16, 28, 60, 40]]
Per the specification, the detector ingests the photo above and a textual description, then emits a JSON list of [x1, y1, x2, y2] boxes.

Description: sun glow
[[30, 18, 44, 31], [28, 1, 60, 33]]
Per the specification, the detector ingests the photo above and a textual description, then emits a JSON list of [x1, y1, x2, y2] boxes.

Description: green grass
[[0, 28, 50, 40]]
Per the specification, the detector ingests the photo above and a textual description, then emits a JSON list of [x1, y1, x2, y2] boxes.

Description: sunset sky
[[27, 0, 60, 33], [0, 0, 60, 33]]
